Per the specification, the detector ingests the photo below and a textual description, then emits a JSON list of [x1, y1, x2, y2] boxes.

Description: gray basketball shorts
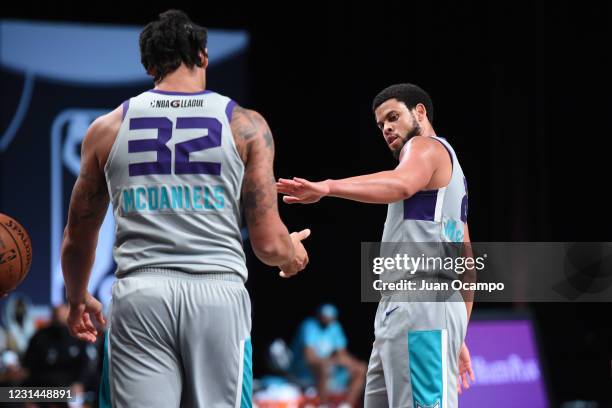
[[99, 268, 252, 408], [364, 294, 468, 408]]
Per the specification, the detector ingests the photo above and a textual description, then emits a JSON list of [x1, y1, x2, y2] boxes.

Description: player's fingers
[[278, 178, 300, 187], [283, 196, 301, 204], [68, 324, 79, 338], [293, 177, 310, 186], [468, 365, 475, 381], [462, 372, 470, 389], [71, 322, 87, 339], [95, 310, 106, 326], [85, 296, 106, 327], [276, 183, 294, 193], [296, 228, 311, 241], [69, 305, 86, 330], [76, 332, 96, 343], [83, 313, 96, 334]]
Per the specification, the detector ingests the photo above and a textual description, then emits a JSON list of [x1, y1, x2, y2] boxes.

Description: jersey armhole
[[103, 99, 130, 175], [225, 99, 237, 122], [121, 98, 130, 122], [431, 136, 454, 171]]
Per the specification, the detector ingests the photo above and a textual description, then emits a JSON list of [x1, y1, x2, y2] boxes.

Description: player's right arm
[[231, 106, 310, 277], [61, 108, 120, 342], [276, 136, 440, 204]]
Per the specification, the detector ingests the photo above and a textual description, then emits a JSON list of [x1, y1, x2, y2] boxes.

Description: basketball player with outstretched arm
[[277, 84, 474, 408], [60, 10, 310, 407]]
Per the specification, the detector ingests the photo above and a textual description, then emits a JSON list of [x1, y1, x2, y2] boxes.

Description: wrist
[[66, 290, 86, 307], [279, 253, 296, 271], [68, 299, 85, 308], [279, 247, 296, 270], [323, 179, 334, 197]]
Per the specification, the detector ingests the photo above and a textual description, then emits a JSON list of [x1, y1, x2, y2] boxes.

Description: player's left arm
[[458, 222, 476, 393], [277, 136, 439, 204], [461, 223, 474, 321]]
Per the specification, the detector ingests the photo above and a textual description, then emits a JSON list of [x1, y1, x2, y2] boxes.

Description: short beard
[[391, 121, 422, 160]]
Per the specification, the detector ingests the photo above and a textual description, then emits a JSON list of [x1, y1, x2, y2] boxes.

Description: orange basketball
[[0, 213, 32, 295]]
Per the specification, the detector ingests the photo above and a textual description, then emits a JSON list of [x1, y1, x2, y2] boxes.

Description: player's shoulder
[[82, 106, 122, 149], [91, 105, 122, 132], [230, 105, 270, 139], [231, 105, 266, 124], [407, 135, 440, 148], [406, 135, 448, 158]]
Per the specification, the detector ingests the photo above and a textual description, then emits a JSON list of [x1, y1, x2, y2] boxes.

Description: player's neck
[[154, 65, 206, 93], [421, 123, 436, 138]]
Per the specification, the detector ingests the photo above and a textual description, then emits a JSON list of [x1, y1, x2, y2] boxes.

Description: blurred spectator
[[2, 294, 36, 355], [0, 309, 27, 397], [21, 304, 99, 406], [290, 304, 366, 407]]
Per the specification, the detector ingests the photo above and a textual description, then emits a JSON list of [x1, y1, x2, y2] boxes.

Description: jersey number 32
[[127, 116, 222, 177]]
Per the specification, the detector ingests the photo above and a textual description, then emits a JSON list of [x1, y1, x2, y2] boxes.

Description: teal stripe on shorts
[[99, 330, 112, 408], [408, 330, 443, 408], [240, 339, 253, 408]]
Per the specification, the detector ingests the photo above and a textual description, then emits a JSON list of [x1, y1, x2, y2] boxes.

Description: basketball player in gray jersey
[[277, 84, 475, 408], [60, 10, 310, 408]]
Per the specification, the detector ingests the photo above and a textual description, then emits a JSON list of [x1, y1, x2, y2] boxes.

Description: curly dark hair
[[139, 10, 208, 82], [372, 83, 434, 124]]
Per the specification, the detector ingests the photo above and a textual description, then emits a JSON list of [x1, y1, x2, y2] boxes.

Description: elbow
[[61, 226, 95, 256], [398, 182, 415, 200], [61, 227, 75, 252], [61, 230, 79, 263], [390, 171, 417, 200], [62, 225, 82, 247]]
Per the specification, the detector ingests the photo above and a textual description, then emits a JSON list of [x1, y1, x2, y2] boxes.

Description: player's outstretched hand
[[457, 341, 475, 394], [277, 177, 330, 204], [279, 228, 311, 278], [67, 292, 106, 343]]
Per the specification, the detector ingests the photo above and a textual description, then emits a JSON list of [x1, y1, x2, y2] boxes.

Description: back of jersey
[[104, 89, 247, 280]]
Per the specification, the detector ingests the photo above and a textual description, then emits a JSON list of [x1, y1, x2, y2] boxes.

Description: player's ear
[[200, 49, 209, 69], [415, 103, 428, 122]]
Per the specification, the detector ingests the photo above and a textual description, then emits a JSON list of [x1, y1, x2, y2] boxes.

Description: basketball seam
[[0, 222, 24, 275]]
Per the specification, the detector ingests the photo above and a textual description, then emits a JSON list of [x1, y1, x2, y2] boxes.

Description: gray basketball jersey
[[379, 135, 468, 290], [104, 89, 247, 280], [369, 136, 469, 408], [381, 135, 468, 244]]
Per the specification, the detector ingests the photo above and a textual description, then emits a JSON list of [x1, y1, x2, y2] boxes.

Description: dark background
[[3, 1, 612, 405]]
